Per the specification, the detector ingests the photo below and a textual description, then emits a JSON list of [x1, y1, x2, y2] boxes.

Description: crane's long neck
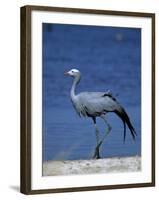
[[70, 75, 80, 101]]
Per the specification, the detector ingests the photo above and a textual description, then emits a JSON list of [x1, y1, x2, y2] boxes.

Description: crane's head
[[64, 69, 81, 78]]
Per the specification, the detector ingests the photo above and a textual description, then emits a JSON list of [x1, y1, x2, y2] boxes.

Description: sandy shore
[[43, 155, 141, 176]]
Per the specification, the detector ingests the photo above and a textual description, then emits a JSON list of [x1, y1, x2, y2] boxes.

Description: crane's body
[[65, 69, 136, 159], [72, 92, 118, 117]]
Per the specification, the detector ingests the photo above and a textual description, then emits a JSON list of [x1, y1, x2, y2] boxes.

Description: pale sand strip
[[43, 156, 141, 176]]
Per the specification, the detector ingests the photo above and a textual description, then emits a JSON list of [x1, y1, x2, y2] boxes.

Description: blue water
[[42, 23, 141, 161]]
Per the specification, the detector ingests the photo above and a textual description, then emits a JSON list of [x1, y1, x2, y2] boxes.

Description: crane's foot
[[93, 146, 101, 159]]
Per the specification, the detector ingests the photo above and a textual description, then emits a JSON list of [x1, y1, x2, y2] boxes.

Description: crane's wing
[[76, 92, 119, 116]]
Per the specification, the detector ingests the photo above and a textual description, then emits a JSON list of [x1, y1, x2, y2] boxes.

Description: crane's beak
[[64, 71, 69, 76]]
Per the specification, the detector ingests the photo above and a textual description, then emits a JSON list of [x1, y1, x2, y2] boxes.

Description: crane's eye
[[71, 70, 74, 73]]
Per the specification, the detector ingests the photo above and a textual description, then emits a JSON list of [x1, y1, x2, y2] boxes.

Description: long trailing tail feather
[[115, 107, 137, 142]]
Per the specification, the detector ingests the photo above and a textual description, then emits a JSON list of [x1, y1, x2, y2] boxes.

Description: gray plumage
[[65, 69, 136, 148]]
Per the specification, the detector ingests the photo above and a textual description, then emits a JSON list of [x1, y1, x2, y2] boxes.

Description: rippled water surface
[[42, 24, 141, 161]]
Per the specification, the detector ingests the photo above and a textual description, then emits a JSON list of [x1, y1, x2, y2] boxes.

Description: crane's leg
[[92, 117, 112, 158], [92, 118, 101, 159], [93, 123, 101, 159], [99, 115, 112, 146]]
